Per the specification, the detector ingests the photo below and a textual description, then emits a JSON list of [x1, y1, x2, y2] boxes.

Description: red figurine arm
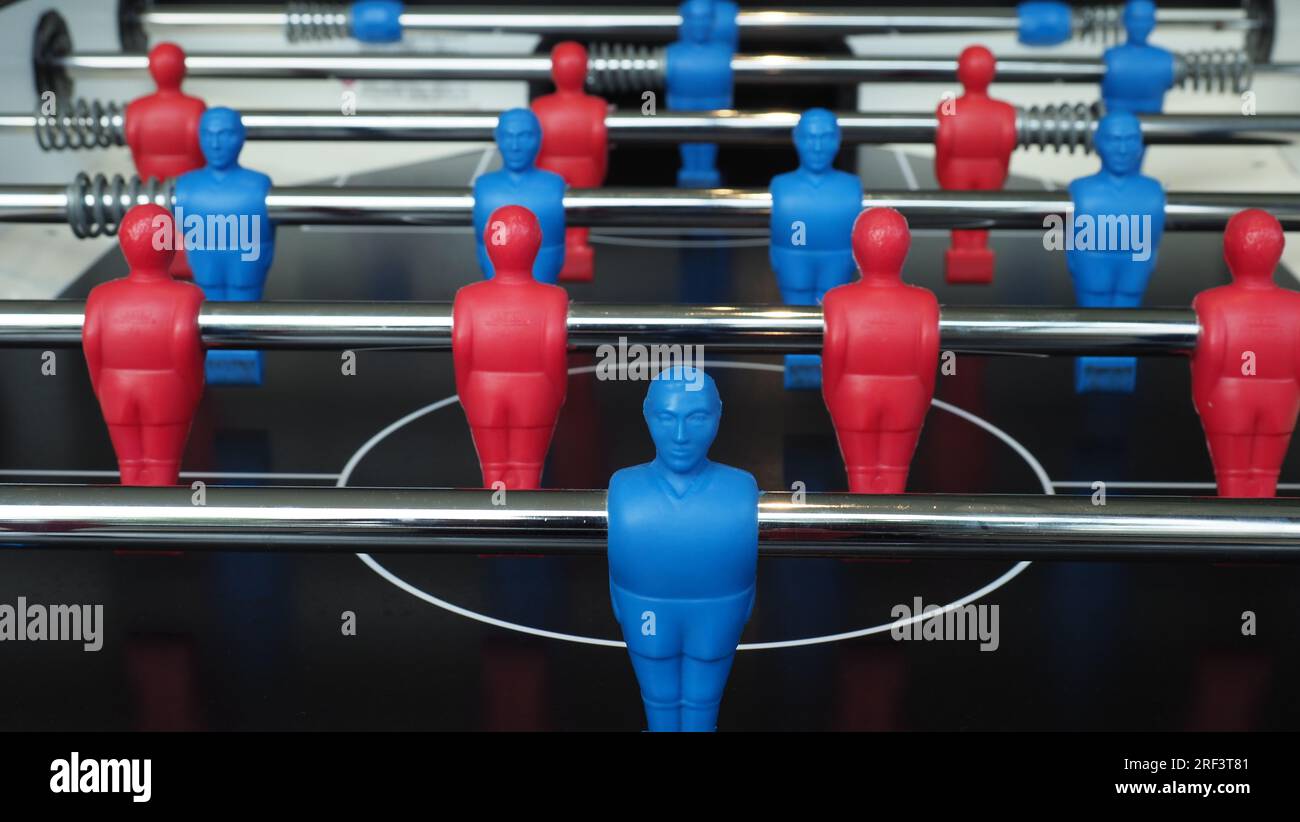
[[82, 291, 103, 391], [451, 289, 475, 396]]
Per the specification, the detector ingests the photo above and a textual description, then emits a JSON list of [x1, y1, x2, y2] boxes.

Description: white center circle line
[[343, 361, 1049, 650]]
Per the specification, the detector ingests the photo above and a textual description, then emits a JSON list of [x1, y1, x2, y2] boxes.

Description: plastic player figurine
[[1191, 209, 1300, 498], [125, 43, 206, 182], [453, 205, 569, 490], [705, 0, 739, 47], [607, 366, 759, 732], [934, 45, 1017, 285], [83, 204, 205, 486], [666, 0, 734, 188], [174, 107, 275, 385], [125, 42, 207, 281], [531, 42, 609, 283], [769, 108, 863, 390], [1101, 0, 1175, 114], [822, 207, 940, 494], [1066, 111, 1165, 392], [473, 108, 567, 285]]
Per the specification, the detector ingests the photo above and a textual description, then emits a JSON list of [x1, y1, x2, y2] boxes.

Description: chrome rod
[[2, 485, 1297, 561], [8, 181, 1300, 232], [137, 4, 1258, 40], [10, 180, 1300, 233], [11, 108, 1298, 150], [52, 51, 1106, 84], [0, 302, 1201, 355]]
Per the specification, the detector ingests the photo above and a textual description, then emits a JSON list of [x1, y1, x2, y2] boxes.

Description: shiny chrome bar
[[2, 485, 1298, 560], [0, 302, 1201, 355], [52, 51, 1105, 84], [7, 183, 1300, 232], [10, 108, 1299, 153], [138, 4, 1258, 40]]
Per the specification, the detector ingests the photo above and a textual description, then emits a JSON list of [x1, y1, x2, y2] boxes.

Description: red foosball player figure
[[1191, 209, 1300, 498], [453, 205, 570, 489], [125, 42, 206, 281], [933, 45, 1017, 285], [83, 204, 206, 486], [822, 207, 940, 493], [531, 41, 609, 283]]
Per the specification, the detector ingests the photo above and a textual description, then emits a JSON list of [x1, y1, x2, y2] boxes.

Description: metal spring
[[34, 98, 125, 152], [285, 1, 349, 43], [1176, 49, 1254, 94], [584, 42, 666, 95], [1074, 4, 1125, 45], [66, 173, 172, 239], [1017, 102, 1100, 155]]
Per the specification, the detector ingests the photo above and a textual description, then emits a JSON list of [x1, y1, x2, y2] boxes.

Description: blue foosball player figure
[[607, 367, 759, 732], [666, 0, 735, 188], [472, 108, 567, 285], [770, 108, 863, 390], [1101, 0, 1175, 114], [1067, 111, 1166, 392], [173, 106, 275, 386]]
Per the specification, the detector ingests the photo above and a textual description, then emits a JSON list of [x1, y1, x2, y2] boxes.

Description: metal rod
[[51, 51, 1107, 84], [3, 484, 1298, 561], [0, 302, 1201, 355], [12, 179, 1299, 233], [137, 4, 1259, 40], [12, 107, 1300, 150]]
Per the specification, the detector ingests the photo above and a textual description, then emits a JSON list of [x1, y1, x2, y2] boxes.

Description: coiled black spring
[[34, 98, 125, 152], [585, 42, 666, 95], [66, 173, 172, 239], [1176, 49, 1254, 94], [1074, 4, 1125, 45], [286, 1, 349, 43], [1017, 102, 1101, 155]]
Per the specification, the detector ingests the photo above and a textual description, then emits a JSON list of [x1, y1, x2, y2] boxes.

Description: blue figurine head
[[1095, 112, 1144, 176], [643, 366, 721, 475], [680, 0, 715, 44], [495, 108, 542, 173], [1124, 0, 1156, 45], [794, 108, 840, 175], [199, 107, 245, 171]]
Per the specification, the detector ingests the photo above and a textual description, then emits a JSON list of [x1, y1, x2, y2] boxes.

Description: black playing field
[[1, 145, 1297, 732]]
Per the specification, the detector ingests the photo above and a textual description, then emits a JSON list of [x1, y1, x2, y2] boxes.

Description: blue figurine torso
[[1102, 42, 1176, 114], [1066, 171, 1166, 305], [770, 169, 862, 253], [665, 40, 734, 108], [608, 460, 758, 659], [174, 166, 275, 299], [472, 169, 567, 283]]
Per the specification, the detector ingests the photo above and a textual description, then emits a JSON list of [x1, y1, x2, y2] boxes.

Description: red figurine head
[[1224, 208, 1284, 288], [485, 205, 542, 280], [956, 45, 996, 95], [852, 207, 910, 282], [148, 42, 187, 92], [119, 204, 176, 275], [550, 41, 588, 94]]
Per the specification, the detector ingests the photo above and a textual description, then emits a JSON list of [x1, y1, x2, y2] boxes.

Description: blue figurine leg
[[678, 143, 720, 188], [1070, 253, 1135, 393], [532, 244, 565, 285], [771, 247, 821, 390], [627, 653, 683, 732], [681, 654, 736, 732]]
